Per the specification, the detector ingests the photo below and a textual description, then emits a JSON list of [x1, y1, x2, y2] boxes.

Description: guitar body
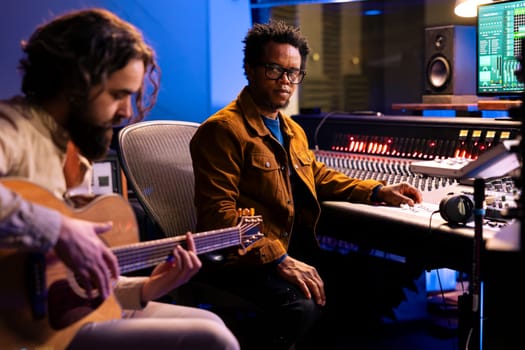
[[0, 178, 263, 350], [0, 178, 140, 350]]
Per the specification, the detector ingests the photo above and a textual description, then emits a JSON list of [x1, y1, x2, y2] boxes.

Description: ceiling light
[[454, 0, 493, 18]]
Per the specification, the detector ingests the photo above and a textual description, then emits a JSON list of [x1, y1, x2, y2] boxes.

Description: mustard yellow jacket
[[190, 87, 383, 265]]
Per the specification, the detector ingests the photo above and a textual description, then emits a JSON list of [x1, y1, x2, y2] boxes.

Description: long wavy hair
[[19, 8, 160, 122]]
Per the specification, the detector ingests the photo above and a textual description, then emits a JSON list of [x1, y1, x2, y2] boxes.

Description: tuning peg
[[237, 208, 254, 216]]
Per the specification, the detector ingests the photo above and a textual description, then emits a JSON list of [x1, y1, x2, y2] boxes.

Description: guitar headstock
[[237, 209, 264, 252]]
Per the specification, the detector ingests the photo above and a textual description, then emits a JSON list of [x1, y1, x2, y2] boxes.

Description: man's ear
[[245, 63, 256, 83]]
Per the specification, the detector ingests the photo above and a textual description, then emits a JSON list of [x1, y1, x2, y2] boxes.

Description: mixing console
[[316, 149, 520, 223], [409, 139, 520, 179], [292, 113, 522, 268]]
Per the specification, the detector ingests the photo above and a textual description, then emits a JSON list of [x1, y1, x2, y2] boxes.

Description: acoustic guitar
[[0, 178, 263, 350]]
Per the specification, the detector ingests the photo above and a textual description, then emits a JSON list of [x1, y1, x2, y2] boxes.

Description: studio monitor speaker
[[424, 25, 476, 95]]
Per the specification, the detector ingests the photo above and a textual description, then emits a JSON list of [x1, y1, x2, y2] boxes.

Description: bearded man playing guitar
[[0, 8, 239, 350]]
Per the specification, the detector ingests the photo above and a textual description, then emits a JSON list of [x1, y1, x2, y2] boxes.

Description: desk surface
[[392, 100, 522, 111], [318, 200, 519, 271], [392, 103, 477, 111]]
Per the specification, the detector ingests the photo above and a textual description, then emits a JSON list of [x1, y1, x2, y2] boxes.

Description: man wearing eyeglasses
[[190, 20, 422, 350]]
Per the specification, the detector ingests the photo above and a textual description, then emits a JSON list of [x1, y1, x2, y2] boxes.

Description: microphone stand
[[458, 178, 484, 350], [472, 178, 485, 350]]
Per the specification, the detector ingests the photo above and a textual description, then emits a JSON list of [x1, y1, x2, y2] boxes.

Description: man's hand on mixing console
[[375, 183, 423, 207]]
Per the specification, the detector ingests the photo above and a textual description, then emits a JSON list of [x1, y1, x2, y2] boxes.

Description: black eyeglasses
[[260, 63, 306, 84]]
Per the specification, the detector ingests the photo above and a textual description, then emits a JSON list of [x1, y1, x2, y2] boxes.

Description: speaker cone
[[427, 55, 451, 90]]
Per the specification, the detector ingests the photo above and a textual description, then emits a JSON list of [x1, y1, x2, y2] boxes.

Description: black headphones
[[439, 193, 475, 225]]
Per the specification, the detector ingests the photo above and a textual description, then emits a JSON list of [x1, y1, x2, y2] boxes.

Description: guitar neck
[[114, 225, 242, 274]]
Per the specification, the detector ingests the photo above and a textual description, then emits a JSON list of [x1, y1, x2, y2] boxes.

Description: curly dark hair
[[242, 19, 310, 75], [19, 8, 160, 122]]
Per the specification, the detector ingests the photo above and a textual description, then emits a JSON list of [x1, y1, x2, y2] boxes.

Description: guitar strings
[[113, 221, 261, 273]]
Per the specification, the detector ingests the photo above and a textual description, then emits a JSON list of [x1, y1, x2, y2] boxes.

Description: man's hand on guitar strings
[[54, 216, 119, 299], [141, 232, 202, 303]]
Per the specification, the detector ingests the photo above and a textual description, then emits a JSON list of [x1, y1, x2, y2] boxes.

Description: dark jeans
[[194, 263, 322, 350], [192, 239, 422, 349]]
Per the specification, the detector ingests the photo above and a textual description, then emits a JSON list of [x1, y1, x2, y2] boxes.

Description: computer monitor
[[477, 0, 525, 98]]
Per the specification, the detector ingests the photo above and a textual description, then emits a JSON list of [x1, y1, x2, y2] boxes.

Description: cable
[[464, 328, 473, 350], [312, 111, 344, 151], [425, 210, 460, 350], [312, 110, 384, 151], [428, 209, 440, 231]]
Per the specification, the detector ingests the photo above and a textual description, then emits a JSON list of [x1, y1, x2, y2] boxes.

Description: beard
[[252, 84, 291, 111], [66, 104, 113, 161], [268, 98, 289, 110]]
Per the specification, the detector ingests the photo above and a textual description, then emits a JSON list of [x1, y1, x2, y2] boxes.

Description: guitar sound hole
[[48, 280, 103, 330]]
